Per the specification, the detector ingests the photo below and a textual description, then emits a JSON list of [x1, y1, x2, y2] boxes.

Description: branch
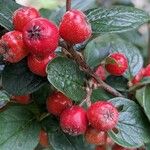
[[66, 0, 71, 11], [59, 41, 124, 97]]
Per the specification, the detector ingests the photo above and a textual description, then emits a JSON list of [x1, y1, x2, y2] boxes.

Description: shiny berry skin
[[131, 68, 145, 85], [13, 7, 40, 32], [23, 18, 59, 58], [27, 53, 56, 77], [12, 95, 31, 104], [95, 146, 105, 150], [95, 65, 106, 81], [59, 9, 92, 44], [87, 101, 119, 131], [39, 129, 49, 148], [0, 31, 28, 63], [144, 64, 150, 77], [60, 105, 87, 136], [112, 144, 136, 150], [84, 126, 107, 145], [105, 53, 128, 76], [46, 92, 73, 116]]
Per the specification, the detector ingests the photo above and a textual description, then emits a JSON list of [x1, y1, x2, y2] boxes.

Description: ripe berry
[[144, 64, 150, 77], [0, 31, 28, 63], [130, 68, 145, 85], [27, 53, 56, 77], [95, 65, 106, 81], [23, 18, 59, 58], [12, 95, 31, 104], [95, 146, 105, 150], [13, 7, 40, 32], [112, 144, 136, 150], [87, 101, 119, 131], [84, 126, 107, 145], [39, 129, 49, 148], [46, 92, 73, 116], [59, 9, 92, 44], [105, 53, 128, 76], [60, 105, 87, 136]]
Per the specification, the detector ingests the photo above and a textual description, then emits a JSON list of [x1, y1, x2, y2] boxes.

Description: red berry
[[95, 146, 105, 150], [131, 68, 145, 85], [95, 65, 106, 81], [46, 92, 73, 116], [84, 126, 107, 145], [60, 105, 87, 136], [112, 144, 136, 150], [12, 95, 31, 104], [87, 101, 119, 131], [27, 53, 56, 77], [39, 129, 49, 148], [0, 31, 28, 63], [23, 18, 59, 58], [144, 64, 150, 77], [59, 9, 92, 44], [13, 7, 40, 32], [105, 53, 128, 76]]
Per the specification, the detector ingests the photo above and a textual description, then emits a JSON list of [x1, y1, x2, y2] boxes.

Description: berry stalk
[[66, 0, 72, 11]]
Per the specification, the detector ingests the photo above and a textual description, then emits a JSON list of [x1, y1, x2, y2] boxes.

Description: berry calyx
[[46, 92, 73, 116], [130, 68, 145, 85], [59, 9, 92, 44], [95, 65, 106, 81], [23, 18, 59, 58], [144, 64, 150, 77], [13, 7, 40, 32], [12, 95, 31, 104], [27, 53, 56, 77], [0, 31, 28, 63], [39, 129, 49, 148], [84, 126, 107, 145], [60, 105, 87, 136], [87, 101, 119, 131], [105, 53, 128, 76]]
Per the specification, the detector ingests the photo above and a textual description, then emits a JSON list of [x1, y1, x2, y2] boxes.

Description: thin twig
[[66, 0, 71, 11]]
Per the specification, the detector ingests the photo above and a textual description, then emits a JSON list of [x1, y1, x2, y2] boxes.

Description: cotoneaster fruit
[[84, 126, 107, 145], [13, 7, 40, 32], [23, 18, 59, 58], [95, 65, 106, 81], [112, 144, 137, 150], [27, 53, 56, 77], [60, 105, 87, 136], [105, 53, 128, 76], [12, 95, 31, 104], [39, 129, 49, 148], [87, 101, 119, 131], [59, 9, 92, 44], [95, 146, 105, 150], [0, 31, 28, 63], [46, 92, 72, 116], [144, 64, 150, 77]]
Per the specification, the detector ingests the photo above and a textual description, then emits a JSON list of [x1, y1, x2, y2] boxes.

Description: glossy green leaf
[[86, 6, 150, 34], [0, 106, 40, 150], [2, 59, 46, 96], [108, 97, 150, 148], [0, 90, 10, 108], [47, 57, 86, 102]]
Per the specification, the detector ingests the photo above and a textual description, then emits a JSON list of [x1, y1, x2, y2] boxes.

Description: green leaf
[[146, 143, 150, 150], [136, 85, 150, 121], [0, 0, 20, 30], [48, 130, 94, 150], [106, 75, 128, 92], [0, 106, 40, 150], [47, 57, 86, 102], [108, 97, 150, 148], [86, 6, 150, 34], [84, 38, 110, 68], [2, 59, 46, 96], [0, 90, 10, 108]]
